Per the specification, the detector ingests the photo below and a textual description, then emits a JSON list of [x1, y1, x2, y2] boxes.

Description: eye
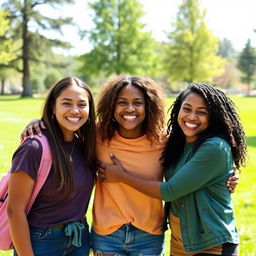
[[134, 101, 143, 106], [117, 101, 127, 106], [62, 102, 71, 106], [79, 103, 87, 108], [197, 111, 208, 116], [182, 106, 190, 112]]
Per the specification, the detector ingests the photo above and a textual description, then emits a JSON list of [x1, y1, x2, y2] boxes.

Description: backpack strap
[[25, 135, 52, 213], [0, 134, 52, 250]]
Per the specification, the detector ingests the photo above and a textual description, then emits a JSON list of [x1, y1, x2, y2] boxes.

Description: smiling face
[[53, 85, 90, 141], [114, 85, 146, 139], [178, 92, 210, 143]]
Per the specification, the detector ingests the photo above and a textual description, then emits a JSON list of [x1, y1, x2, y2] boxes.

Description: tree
[[237, 39, 256, 95], [1, 0, 74, 97], [164, 0, 224, 83], [0, 9, 16, 65], [79, 0, 159, 77], [217, 38, 236, 58]]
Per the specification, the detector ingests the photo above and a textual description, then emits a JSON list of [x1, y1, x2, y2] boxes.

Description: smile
[[185, 122, 198, 129], [122, 115, 137, 120], [66, 117, 81, 123]]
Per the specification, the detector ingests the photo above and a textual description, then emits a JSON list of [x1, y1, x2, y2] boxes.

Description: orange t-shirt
[[92, 131, 167, 235]]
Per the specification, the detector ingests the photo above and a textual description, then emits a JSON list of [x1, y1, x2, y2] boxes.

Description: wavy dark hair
[[97, 75, 165, 143], [42, 77, 97, 196], [162, 82, 247, 170]]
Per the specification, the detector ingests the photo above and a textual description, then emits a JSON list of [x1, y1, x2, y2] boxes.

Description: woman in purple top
[[7, 77, 97, 256]]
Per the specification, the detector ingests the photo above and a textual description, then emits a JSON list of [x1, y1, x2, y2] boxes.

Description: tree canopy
[[163, 0, 224, 83], [237, 39, 256, 94], [78, 0, 159, 78], [1, 0, 74, 97], [0, 9, 16, 65]]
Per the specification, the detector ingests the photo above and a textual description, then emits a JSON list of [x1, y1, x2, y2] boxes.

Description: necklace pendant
[[69, 155, 73, 162]]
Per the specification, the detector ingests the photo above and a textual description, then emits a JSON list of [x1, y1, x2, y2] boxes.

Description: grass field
[[0, 95, 255, 256]]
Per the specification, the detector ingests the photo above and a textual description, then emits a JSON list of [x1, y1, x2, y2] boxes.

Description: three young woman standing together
[[12, 75, 244, 255]]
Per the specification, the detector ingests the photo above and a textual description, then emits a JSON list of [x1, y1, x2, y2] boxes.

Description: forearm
[[122, 172, 163, 200], [8, 210, 34, 256]]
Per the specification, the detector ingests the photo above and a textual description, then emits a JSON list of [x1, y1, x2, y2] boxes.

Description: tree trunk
[[247, 83, 251, 96], [21, 0, 32, 97], [1, 79, 5, 95]]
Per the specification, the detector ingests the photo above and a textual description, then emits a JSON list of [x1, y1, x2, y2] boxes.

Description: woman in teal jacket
[[100, 82, 247, 255]]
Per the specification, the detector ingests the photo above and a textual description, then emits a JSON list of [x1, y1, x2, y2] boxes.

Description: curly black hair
[[162, 82, 247, 170], [97, 75, 165, 143]]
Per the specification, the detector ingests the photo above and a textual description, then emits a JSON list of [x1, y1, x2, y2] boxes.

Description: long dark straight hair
[[42, 77, 97, 195]]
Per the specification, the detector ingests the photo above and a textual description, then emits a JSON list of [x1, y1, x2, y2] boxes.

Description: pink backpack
[[0, 135, 52, 250]]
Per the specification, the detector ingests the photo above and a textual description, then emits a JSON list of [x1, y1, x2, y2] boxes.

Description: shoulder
[[202, 137, 230, 151], [10, 137, 45, 180], [196, 137, 231, 160], [11, 137, 44, 165], [18, 137, 43, 154]]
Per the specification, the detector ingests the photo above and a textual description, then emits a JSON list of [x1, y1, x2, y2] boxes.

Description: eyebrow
[[117, 96, 144, 100], [183, 103, 208, 110], [61, 98, 87, 102]]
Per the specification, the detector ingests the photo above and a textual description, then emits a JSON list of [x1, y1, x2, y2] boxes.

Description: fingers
[[109, 153, 117, 163], [20, 125, 34, 141], [32, 119, 45, 136], [97, 167, 106, 182], [20, 129, 28, 142], [40, 120, 46, 129], [34, 123, 42, 137], [27, 125, 35, 138], [98, 172, 106, 182], [229, 188, 235, 193], [227, 177, 238, 193], [20, 119, 45, 142], [110, 153, 122, 167]]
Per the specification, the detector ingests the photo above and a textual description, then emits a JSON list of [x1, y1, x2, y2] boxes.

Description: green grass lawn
[[0, 95, 255, 256]]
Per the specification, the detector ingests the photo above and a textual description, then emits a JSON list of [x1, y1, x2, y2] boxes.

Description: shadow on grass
[[246, 136, 256, 147]]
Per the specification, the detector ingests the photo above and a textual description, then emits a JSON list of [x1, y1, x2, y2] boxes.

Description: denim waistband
[[30, 218, 87, 230]]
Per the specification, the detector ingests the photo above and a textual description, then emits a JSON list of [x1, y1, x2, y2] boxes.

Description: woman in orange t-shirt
[[92, 75, 167, 255]]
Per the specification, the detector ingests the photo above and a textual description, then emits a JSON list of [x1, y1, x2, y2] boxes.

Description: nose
[[188, 112, 197, 120], [126, 104, 135, 112], [70, 105, 79, 113]]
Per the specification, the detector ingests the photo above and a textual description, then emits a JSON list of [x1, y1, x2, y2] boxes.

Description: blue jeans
[[91, 224, 164, 256], [13, 222, 90, 256]]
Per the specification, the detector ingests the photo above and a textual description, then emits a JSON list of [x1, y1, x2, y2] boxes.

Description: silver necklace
[[69, 139, 76, 162]]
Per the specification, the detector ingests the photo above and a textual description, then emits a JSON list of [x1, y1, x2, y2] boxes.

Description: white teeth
[[66, 117, 80, 122], [123, 115, 136, 120], [185, 122, 197, 128]]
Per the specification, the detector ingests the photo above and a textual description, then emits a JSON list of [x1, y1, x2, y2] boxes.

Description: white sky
[[31, 0, 256, 55], [59, 0, 256, 55], [140, 0, 256, 48]]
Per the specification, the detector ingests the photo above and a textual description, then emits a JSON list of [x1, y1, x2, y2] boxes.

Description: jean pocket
[[30, 228, 50, 240]]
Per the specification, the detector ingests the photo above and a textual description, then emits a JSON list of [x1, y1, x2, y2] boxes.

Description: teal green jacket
[[160, 137, 239, 253]]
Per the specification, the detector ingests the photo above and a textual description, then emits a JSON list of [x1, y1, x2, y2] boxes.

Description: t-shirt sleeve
[[10, 138, 43, 180], [160, 139, 230, 202]]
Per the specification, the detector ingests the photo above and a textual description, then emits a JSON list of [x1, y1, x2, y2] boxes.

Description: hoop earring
[[112, 117, 116, 122]]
